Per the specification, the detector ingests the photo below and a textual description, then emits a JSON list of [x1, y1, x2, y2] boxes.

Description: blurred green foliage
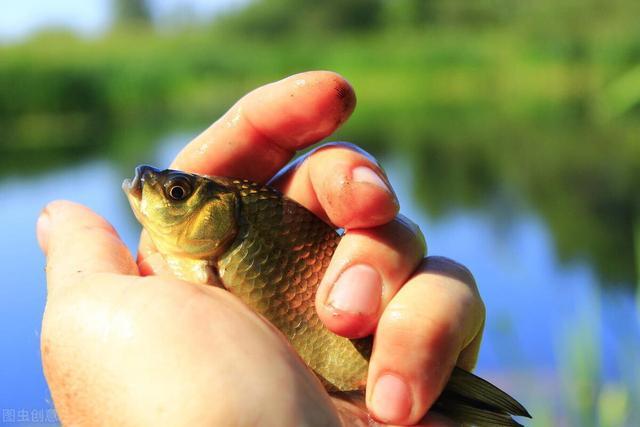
[[0, 0, 639, 289], [217, 0, 384, 35], [114, 0, 152, 27]]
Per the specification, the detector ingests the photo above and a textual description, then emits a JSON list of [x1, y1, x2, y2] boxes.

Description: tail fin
[[431, 367, 531, 426]]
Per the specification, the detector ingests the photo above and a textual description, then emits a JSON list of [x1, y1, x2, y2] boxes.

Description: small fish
[[124, 165, 531, 426]]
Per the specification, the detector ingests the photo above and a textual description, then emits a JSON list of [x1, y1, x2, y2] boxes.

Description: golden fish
[[124, 165, 531, 426]]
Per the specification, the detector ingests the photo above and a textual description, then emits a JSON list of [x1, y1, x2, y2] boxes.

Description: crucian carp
[[124, 165, 531, 426]]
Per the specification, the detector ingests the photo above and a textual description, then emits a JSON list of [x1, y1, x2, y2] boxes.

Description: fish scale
[[216, 179, 370, 391]]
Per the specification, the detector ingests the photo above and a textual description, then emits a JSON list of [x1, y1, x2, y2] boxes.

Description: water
[[1, 133, 638, 424]]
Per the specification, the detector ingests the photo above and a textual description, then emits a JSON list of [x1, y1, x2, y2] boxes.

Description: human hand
[[39, 71, 484, 426]]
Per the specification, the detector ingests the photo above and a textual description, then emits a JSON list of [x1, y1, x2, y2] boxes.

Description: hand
[[38, 71, 484, 426]]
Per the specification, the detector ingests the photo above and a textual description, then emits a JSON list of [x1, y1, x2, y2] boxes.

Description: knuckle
[[459, 283, 485, 326], [475, 291, 486, 321], [379, 307, 415, 348], [309, 141, 379, 166], [388, 216, 427, 255], [349, 217, 425, 258], [395, 214, 424, 239], [424, 256, 476, 287], [382, 300, 456, 349]]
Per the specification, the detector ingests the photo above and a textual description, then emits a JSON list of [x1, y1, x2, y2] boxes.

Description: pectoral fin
[[165, 256, 223, 288]]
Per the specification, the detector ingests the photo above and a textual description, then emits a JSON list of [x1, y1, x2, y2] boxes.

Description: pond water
[[1, 132, 638, 425]]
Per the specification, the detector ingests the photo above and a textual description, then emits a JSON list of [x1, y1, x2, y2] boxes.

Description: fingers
[[366, 257, 485, 425], [314, 215, 426, 338], [37, 200, 138, 291], [270, 143, 399, 229], [171, 71, 356, 182]]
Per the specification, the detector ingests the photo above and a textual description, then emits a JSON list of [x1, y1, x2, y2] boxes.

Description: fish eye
[[165, 177, 192, 201]]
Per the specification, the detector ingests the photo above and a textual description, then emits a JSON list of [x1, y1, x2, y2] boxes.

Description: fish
[[123, 165, 531, 426]]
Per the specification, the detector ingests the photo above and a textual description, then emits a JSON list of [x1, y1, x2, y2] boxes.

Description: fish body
[[124, 165, 531, 426], [212, 178, 371, 391]]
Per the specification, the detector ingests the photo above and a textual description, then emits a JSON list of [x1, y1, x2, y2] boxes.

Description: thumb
[[38, 200, 138, 291]]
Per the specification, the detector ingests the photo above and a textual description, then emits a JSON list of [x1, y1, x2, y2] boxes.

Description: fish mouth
[[122, 164, 161, 200]]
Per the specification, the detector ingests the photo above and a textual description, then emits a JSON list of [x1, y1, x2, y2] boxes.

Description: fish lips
[[122, 165, 161, 199]]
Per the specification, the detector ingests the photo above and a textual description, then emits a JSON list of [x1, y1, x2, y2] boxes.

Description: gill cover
[[180, 188, 239, 259]]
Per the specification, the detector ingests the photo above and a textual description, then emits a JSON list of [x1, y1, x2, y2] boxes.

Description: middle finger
[[315, 215, 426, 338]]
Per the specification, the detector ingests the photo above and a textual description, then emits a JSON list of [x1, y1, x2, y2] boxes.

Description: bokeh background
[[1, 0, 639, 425]]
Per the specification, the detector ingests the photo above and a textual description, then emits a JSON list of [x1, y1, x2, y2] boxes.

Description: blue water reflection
[[1, 133, 637, 421]]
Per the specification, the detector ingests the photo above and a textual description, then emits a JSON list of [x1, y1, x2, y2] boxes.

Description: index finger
[[171, 71, 356, 182]]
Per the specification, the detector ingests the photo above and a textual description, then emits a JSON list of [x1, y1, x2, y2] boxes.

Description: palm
[[58, 270, 343, 424]]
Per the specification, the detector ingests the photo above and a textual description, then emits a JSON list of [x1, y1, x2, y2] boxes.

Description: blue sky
[[0, 0, 248, 41]]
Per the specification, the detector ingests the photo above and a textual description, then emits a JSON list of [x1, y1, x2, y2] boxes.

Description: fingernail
[[371, 373, 412, 423], [36, 210, 51, 252], [352, 166, 390, 193], [327, 264, 381, 316]]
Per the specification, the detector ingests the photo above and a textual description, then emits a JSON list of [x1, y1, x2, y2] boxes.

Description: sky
[[0, 0, 249, 42]]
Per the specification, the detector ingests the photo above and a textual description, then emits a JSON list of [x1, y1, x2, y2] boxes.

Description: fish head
[[123, 165, 239, 260]]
